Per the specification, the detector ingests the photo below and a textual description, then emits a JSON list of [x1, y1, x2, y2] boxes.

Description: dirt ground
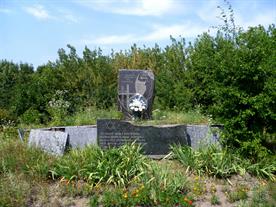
[[29, 164, 269, 207]]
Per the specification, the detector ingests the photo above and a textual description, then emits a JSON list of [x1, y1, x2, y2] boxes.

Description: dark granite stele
[[97, 119, 223, 155], [118, 69, 155, 119]]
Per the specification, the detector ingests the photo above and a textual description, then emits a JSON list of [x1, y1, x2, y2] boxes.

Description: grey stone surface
[[65, 126, 97, 148], [187, 125, 222, 148], [118, 69, 155, 119], [97, 119, 188, 155], [28, 125, 97, 155], [28, 123, 222, 156], [28, 129, 68, 155]]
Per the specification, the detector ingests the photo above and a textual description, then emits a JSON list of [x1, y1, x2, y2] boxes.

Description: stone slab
[[65, 126, 97, 148], [187, 125, 222, 148], [97, 119, 188, 155], [118, 69, 155, 119], [28, 129, 68, 155]]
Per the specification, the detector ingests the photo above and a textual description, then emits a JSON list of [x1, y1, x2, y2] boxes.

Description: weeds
[[51, 143, 148, 187], [237, 182, 276, 207], [210, 194, 220, 205], [90, 163, 192, 206], [227, 185, 248, 203], [172, 144, 276, 180], [0, 173, 31, 207], [0, 139, 55, 178], [71, 106, 123, 125]]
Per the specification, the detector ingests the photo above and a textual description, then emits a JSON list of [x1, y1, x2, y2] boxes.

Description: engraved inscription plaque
[[118, 69, 154, 119], [97, 119, 188, 155]]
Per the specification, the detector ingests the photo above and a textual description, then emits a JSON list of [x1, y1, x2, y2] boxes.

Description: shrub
[[19, 108, 41, 125]]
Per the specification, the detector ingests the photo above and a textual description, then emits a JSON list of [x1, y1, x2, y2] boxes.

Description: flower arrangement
[[128, 94, 147, 119]]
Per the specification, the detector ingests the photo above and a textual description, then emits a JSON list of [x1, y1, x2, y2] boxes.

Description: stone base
[[28, 121, 222, 156]]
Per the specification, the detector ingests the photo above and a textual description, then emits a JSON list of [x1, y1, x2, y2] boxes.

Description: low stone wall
[[29, 125, 97, 155], [28, 122, 222, 155]]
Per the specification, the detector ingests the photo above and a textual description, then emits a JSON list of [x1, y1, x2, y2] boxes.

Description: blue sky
[[0, 0, 275, 68]]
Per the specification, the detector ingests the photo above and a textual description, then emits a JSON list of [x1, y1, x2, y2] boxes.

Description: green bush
[[19, 107, 41, 124]]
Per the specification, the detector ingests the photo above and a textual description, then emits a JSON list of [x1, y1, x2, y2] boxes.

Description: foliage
[[71, 106, 123, 125], [90, 162, 192, 207], [50, 143, 148, 187], [0, 139, 55, 178], [243, 182, 276, 207], [0, 173, 31, 207], [0, 1, 274, 159], [19, 107, 41, 125], [47, 90, 71, 125], [210, 194, 220, 205], [227, 185, 249, 203], [172, 145, 275, 180], [246, 156, 276, 181]]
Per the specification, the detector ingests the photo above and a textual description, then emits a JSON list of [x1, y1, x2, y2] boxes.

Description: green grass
[[0, 173, 31, 207], [210, 194, 220, 205], [59, 107, 209, 126], [0, 139, 55, 178], [134, 108, 209, 125], [0, 118, 275, 206], [0, 136, 275, 207], [227, 185, 248, 203], [50, 143, 149, 187], [172, 144, 276, 180], [65, 106, 123, 126]]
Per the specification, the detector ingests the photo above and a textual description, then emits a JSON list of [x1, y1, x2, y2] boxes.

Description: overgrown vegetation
[[172, 144, 276, 180], [0, 1, 275, 206], [50, 143, 148, 187], [1, 23, 275, 159], [0, 135, 275, 206]]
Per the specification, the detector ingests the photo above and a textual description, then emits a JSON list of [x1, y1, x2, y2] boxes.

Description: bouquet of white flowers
[[128, 94, 147, 118]]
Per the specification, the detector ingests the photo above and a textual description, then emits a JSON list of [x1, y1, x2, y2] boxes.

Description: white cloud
[[24, 5, 80, 23], [76, 0, 181, 16], [81, 22, 209, 45], [24, 5, 53, 20]]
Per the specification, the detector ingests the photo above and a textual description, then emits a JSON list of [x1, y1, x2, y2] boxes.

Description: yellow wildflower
[[123, 192, 128, 199]]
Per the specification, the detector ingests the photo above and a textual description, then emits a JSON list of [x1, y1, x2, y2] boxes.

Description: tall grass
[[0, 173, 31, 207], [0, 139, 55, 178], [50, 143, 149, 187], [172, 145, 276, 180]]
